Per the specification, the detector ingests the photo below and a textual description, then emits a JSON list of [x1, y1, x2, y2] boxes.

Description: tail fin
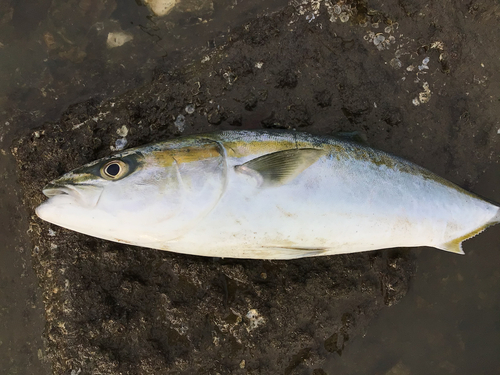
[[437, 206, 500, 255], [493, 206, 500, 225]]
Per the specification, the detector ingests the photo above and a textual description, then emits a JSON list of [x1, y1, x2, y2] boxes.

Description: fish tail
[[492, 206, 500, 225], [437, 205, 500, 255]]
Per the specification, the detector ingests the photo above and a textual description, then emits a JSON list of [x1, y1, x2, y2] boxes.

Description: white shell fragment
[[246, 309, 265, 331], [419, 82, 431, 104], [412, 82, 432, 106], [418, 57, 430, 71], [144, 0, 177, 16], [106, 32, 133, 48], [116, 125, 128, 137], [322, 1, 354, 23]]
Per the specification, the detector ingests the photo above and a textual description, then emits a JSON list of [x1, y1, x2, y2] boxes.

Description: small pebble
[[418, 57, 430, 71], [339, 13, 349, 22], [390, 58, 402, 69], [185, 104, 195, 114], [373, 34, 385, 46], [175, 114, 186, 132]]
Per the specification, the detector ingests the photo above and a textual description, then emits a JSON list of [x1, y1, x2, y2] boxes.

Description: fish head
[[36, 140, 227, 247]]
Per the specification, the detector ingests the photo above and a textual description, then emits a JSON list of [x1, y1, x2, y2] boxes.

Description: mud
[[10, 0, 500, 374]]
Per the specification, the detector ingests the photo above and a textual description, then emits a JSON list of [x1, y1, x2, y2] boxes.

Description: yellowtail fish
[[35, 130, 500, 259]]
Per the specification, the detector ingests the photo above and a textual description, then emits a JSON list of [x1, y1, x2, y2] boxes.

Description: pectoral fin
[[234, 148, 324, 187]]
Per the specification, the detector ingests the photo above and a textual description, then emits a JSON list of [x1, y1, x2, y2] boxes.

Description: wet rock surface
[[11, 0, 500, 374]]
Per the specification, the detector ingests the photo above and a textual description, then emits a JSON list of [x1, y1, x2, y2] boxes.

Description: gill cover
[[153, 139, 229, 238]]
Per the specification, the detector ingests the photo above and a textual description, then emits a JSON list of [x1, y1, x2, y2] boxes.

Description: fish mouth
[[43, 184, 75, 198], [42, 182, 103, 208]]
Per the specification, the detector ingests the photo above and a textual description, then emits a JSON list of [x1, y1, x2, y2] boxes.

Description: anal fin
[[263, 246, 328, 259]]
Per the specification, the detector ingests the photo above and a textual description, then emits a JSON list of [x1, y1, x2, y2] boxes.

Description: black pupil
[[106, 163, 120, 177]]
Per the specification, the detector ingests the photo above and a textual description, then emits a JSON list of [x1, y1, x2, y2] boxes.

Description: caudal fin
[[493, 206, 500, 225], [437, 206, 500, 255], [436, 240, 466, 255]]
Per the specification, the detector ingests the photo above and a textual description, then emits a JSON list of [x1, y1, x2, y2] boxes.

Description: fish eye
[[100, 160, 128, 180]]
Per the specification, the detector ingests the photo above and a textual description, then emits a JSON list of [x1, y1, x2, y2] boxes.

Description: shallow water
[[1, 0, 499, 373]]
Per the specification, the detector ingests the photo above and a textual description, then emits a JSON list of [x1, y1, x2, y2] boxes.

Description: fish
[[35, 130, 500, 259]]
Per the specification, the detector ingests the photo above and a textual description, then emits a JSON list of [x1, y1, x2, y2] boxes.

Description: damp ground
[[1, 0, 500, 374]]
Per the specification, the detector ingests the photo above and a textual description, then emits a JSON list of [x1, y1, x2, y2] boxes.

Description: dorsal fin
[[234, 148, 324, 187], [334, 131, 368, 145]]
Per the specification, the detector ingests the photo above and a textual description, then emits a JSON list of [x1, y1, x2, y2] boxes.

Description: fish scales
[[36, 130, 500, 259]]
